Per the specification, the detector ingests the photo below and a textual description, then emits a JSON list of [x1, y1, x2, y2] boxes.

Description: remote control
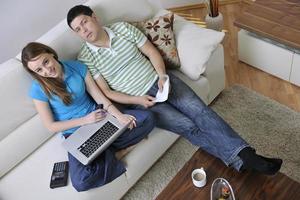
[[50, 161, 69, 189], [96, 104, 103, 110]]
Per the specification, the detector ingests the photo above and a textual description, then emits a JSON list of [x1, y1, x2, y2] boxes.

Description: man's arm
[[97, 39, 167, 106], [85, 71, 137, 128], [95, 75, 155, 108], [139, 40, 167, 91]]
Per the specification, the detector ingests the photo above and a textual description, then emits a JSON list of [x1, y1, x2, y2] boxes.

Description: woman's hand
[[116, 114, 137, 130], [83, 109, 107, 125]]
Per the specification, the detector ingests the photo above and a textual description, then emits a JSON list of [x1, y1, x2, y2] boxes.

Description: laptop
[[62, 112, 129, 165]]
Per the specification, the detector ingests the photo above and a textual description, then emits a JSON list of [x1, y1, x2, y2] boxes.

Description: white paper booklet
[[154, 75, 170, 103]]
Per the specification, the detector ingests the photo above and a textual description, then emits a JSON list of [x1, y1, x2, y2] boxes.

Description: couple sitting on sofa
[[21, 5, 282, 192]]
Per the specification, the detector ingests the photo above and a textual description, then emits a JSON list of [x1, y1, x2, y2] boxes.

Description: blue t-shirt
[[29, 60, 96, 136]]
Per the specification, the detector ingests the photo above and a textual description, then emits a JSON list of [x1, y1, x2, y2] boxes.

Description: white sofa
[[0, 0, 225, 199]]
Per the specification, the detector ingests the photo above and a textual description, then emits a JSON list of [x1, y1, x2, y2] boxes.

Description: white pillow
[[174, 16, 225, 80]]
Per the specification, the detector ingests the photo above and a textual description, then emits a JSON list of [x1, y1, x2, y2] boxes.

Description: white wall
[[0, 0, 203, 64], [0, 0, 87, 64], [158, 0, 203, 9]]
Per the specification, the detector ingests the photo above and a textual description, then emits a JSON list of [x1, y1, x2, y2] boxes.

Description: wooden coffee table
[[156, 149, 300, 200]]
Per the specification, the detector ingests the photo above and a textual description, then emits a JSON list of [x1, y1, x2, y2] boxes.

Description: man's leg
[[145, 73, 247, 170], [147, 102, 246, 170], [146, 73, 282, 173]]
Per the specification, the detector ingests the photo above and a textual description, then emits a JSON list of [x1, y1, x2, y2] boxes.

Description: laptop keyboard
[[78, 121, 119, 158]]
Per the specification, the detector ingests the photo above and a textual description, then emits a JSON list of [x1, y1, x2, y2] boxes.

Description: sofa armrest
[[204, 44, 225, 103]]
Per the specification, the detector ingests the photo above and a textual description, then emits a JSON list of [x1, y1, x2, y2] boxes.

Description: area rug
[[122, 85, 300, 200]]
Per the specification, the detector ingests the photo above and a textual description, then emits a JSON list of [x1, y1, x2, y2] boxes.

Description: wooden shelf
[[234, 0, 300, 50]]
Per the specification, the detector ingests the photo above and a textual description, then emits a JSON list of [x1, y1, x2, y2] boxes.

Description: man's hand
[[158, 75, 167, 92], [135, 95, 156, 108], [116, 114, 137, 130]]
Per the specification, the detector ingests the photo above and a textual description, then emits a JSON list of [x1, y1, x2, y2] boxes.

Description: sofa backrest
[[3, 0, 156, 178], [86, 0, 156, 24], [16, 0, 156, 61], [0, 59, 35, 140], [0, 59, 53, 178]]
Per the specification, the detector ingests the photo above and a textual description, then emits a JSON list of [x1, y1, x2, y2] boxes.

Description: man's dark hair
[[67, 5, 94, 29]]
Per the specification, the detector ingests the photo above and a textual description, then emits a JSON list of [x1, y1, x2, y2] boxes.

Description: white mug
[[191, 167, 207, 188]]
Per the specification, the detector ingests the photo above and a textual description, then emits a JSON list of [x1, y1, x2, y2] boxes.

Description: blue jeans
[[68, 109, 155, 192], [133, 72, 249, 171]]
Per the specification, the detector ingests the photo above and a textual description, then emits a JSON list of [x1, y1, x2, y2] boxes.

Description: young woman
[[21, 42, 155, 192]]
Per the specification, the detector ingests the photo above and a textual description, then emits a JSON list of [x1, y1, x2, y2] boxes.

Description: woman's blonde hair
[[21, 42, 72, 105]]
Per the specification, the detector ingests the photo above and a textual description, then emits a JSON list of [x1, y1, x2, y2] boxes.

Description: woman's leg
[[68, 149, 125, 192], [68, 110, 155, 191], [112, 109, 156, 150]]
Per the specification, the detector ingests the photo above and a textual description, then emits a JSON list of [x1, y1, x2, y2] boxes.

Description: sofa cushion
[[0, 59, 36, 140], [131, 13, 180, 69], [171, 70, 210, 104], [0, 59, 55, 178], [16, 20, 83, 61], [154, 10, 225, 80], [174, 16, 225, 80], [125, 128, 179, 185], [0, 115, 53, 178], [0, 134, 129, 200]]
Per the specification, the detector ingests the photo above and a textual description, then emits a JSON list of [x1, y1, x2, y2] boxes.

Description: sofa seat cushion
[[171, 71, 210, 104], [0, 133, 129, 200], [0, 114, 54, 178], [0, 127, 181, 200], [124, 128, 179, 185]]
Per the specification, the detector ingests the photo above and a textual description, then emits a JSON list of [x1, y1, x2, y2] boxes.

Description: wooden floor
[[171, 2, 300, 112]]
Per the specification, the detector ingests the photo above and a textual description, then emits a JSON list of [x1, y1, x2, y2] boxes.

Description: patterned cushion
[[131, 13, 180, 69]]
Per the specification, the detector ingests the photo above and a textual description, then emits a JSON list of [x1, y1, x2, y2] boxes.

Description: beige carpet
[[122, 85, 300, 200]]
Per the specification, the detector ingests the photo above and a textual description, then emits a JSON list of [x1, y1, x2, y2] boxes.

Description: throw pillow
[[131, 13, 180, 69], [173, 14, 225, 80]]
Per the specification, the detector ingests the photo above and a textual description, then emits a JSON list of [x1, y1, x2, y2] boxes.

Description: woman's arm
[[33, 99, 105, 133], [84, 71, 136, 128]]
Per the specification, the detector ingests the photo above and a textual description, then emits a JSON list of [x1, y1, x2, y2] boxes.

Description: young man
[[67, 5, 282, 175]]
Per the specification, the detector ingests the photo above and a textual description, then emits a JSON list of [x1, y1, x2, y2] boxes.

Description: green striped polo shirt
[[77, 22, 158, 96]]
